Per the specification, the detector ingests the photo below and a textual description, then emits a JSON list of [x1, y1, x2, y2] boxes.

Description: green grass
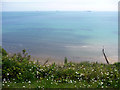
[[3, 78, 118, 88], [2, 48, 120, 88]]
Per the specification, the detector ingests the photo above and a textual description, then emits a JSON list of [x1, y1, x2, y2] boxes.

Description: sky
[[1, 0, 119, 11]]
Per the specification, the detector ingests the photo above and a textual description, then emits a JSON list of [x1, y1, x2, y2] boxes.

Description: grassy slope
[[2, 48, 120, 88]]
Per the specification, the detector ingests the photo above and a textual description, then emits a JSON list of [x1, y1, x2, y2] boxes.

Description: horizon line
[[1, 10, 118, 12]]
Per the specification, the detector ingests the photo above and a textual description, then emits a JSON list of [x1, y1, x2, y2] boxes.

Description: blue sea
[[2, 11, 118, 63]]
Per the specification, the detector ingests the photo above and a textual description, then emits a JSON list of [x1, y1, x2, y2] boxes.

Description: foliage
[[64, 57, 67, 64], [1, 48, 7, 56], [2, 49, 120, 88]]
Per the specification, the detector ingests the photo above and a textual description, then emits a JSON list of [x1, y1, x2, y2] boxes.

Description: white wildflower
[[3, 78, 6, 81], [106, 72, 109, 75], [101, 82, 103, 85], [114, 69, 117, 72], [37, 76, 39, 78], [70, 80, 72, 83], [37, 71, 39, 74], [28, 81, 31, 84], [7, 73, 9, 76], [5, 81, 7, 83], [75, 72, 79, 74]]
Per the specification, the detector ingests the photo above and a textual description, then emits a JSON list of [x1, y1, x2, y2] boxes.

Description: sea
[[2, 11, 118, 63]]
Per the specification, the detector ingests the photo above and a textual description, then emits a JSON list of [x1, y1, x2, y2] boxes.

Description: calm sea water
[[2, 11, 118, 63]]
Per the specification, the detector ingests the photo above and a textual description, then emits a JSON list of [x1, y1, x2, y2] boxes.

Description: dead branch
[[102, 47, 109, 64], [43, 60, 48, 66]]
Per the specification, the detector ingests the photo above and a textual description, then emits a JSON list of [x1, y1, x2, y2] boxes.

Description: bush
[[2, 49, 35, 82], [2, 48, 120, 88], [2, 48, 7, 56], [64, 57, 67, 64]]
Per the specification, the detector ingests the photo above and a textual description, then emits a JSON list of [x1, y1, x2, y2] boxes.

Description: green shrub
[[2, 48, 120, 88], [2, 48, 7, 56], [64, 57, 67, 64]]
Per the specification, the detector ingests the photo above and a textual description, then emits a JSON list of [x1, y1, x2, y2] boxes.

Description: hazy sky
[[2, 0, 119, 11]]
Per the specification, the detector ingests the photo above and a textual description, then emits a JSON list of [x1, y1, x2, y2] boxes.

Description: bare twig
[[43, 60, 48, 66], [102, 46, 109, 64]]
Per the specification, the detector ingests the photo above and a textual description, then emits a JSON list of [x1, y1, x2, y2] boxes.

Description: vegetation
[[2, 48, 120, 88], [2, 48, 7, 56], [64, 57, 68, 64]]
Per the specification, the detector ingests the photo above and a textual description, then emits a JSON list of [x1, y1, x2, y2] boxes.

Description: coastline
[[7, 50, 118, 65], [31, 55, 118, 64]]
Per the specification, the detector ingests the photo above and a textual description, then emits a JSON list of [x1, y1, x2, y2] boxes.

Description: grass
[[2, 79, 101, 88], [1, 48, 120, 88]]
